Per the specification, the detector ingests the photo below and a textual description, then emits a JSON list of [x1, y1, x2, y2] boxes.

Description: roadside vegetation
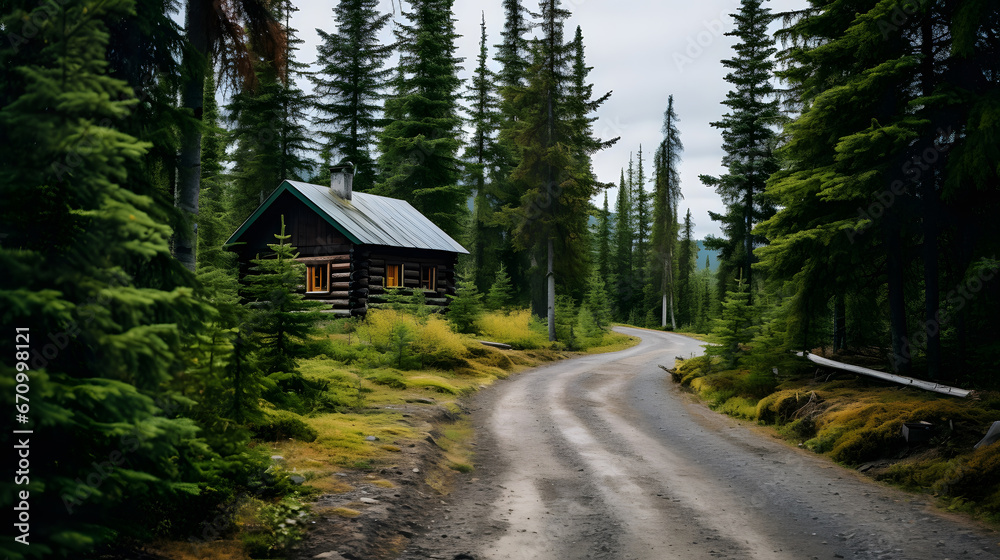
[[671, 354, 1000, 522], [151, 295, 635, 559]]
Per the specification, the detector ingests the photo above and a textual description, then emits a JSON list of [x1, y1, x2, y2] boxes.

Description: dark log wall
[[232, 190, 351, 259], [229, 192, 462, 317], [353, 246, 457, 314], [300, 254, 353, 318]]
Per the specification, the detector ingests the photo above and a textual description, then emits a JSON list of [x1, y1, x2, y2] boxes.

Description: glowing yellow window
[[385, 264, 403, 288], [306, 264, 328, 293]]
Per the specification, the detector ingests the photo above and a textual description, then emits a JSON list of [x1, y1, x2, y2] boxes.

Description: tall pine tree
[[632, 145, 651, 315], [503, 0, 614, 339], [613, 168, 634, 319], [700, 0, 781, 305], [677, 209, 697, 327], [227, 0, 316, 225], [174, 0, 284, 270], [311, 0, 393, 191], [464, 14, 504, 293], [491, 0, 534, 302], [651, 95, 683, 328], [596, 190, 612, 283], [376, 0, 466, 238], [0, 1, 226, 555]]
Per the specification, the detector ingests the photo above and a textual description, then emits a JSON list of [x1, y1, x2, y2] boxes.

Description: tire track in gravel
[[398, 327, 999, 560]]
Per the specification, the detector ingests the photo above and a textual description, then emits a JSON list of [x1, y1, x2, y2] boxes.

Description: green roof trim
[[225, 181, 362, 246], [226, 179, 468, 254]]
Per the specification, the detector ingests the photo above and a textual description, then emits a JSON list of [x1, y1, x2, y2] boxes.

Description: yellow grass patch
[[151, 540, 249, 560]]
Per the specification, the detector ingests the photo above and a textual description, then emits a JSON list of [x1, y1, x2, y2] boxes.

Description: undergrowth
[[173, 307, 639, 558], [672, 354, 1000, 522]]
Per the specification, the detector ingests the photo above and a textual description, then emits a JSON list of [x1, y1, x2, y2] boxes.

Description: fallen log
[[795, 352, 972, 398]]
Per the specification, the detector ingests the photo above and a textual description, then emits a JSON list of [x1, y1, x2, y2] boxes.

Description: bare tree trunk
[[886, 216, 911, 375], [661, 251, 668, 327], [919, 18, 941, 381], [668, 242, 676, 329], [175, 0, 209, 271], [547, 237, 555, 341], [833, 292, 846, 351]]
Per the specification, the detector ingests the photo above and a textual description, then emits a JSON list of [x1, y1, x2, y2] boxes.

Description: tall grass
[[477, 309, 549, 349]]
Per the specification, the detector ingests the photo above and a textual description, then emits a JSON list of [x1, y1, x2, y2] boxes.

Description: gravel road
[[398, 327, 999, 560]]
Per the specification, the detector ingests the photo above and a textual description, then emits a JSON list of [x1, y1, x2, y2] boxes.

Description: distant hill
[[696, 240, 720, 272]]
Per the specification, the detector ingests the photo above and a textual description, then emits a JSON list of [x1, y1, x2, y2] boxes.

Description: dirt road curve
[[399, 327, 998, 560]]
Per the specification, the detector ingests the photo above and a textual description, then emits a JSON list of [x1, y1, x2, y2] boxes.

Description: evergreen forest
[[1, 0, 999, 557]]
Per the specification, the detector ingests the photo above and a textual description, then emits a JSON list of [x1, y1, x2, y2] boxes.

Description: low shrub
[[934, 443, 1000, 509], [478, 309, 548, 349], [755, 390, 813, 425], [716, 396, 759, 419], [249, 410, 318, 442], [239, 496, 310, 558], [674, 355, 712, 386], [407, 376, 460, 394], [412, 316, 470, 368], [369, 369, 407, 389]]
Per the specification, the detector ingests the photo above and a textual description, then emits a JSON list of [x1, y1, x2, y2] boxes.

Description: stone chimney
[[330, 163, 354, 201]]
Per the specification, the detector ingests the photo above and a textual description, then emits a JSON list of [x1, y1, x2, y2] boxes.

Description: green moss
[[715, 396, 759, 420]]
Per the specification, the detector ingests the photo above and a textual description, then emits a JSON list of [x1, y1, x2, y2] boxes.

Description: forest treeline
[[1, 0, 999, 557]]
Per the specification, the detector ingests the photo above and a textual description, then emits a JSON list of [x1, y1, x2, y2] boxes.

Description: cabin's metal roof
[[226, 180, 468, 254]]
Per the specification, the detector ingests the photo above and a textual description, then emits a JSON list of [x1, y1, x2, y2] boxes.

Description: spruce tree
[[311, 0, 393, 191], [242, 216, 325, 376], [465, 15, 504, 292], [613, 168, 634, 318], [651, 95, 683, 328], [596, 190, 612, 282], [676, 209, 697, 327], [709, 273, 755, 368], [567, 26, 615, 167], [448, 278, 485, 334], [495, 0, 533, 93], [197, 69, 233, 270], [758, 0, 1000, 378], [583, 267, 613, 329], [375, 0, 466, 238], [227, 0, 316, 225], [632, 145, 651, 310], [489, 0, 534, 302], [700, 0, 780, 306], [0, 1, 224, 554], [504, 0, 607, 340], [486, 263, 515, 311], [699, 262, 713, 332]]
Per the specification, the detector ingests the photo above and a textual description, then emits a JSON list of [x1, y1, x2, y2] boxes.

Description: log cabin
[[225, 165, 469, 317]]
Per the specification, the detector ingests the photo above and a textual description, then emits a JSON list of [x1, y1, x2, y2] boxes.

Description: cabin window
[[420, 265, 437, 291], [385, 264, 403, 288], [306, 264, 329, 293]]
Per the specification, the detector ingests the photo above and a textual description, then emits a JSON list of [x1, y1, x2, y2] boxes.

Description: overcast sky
[[288, 0, 805, 239]]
